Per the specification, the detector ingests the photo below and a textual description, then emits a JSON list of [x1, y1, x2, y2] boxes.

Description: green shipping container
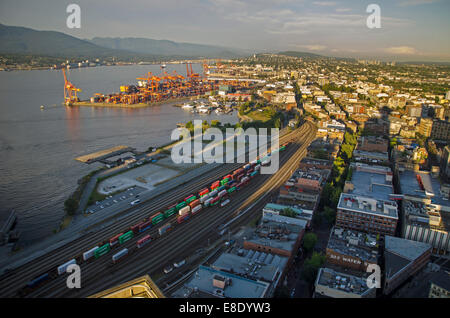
[[186, 196, 197, 204], [176, 202, 187, 210], [164, 207, 176, 218], [94, 244, 110, 258], [227, 187, 236, 193], [119, 231, 134, 244], [152, 214, 165, 225]]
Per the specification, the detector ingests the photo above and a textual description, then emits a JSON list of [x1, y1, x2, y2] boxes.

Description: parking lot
[[86, 186, 147, 214]]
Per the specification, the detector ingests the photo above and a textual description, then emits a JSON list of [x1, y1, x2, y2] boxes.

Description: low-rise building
[[314, 267, 376, 298], [384, 236, 432, 295], [326, 227, 379, 272]]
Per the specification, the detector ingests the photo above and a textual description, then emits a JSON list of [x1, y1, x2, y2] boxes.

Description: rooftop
[[315, 267, 374, 297], [327, 227, 379, 264], [398, 169, 450, 208], [338, 193, 398, 219], [347, 163, 394, 201], [211, 248, 288, 284], [384, 236, 432, 280], [89, 275, 164, 298], [172, 265, 270, 298]]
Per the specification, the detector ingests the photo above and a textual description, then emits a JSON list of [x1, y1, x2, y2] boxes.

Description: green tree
[[301, 252, 326, 284], [64, 198, 78, 216], [303, 233, 318, 253]]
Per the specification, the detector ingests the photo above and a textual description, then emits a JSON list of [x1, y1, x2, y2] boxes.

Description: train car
[[211, 180, 220, 190], [151, 212, 165, 225], [210, 196, 220, 206], [175, 201, 187, 211], [247, 168, 254, 175], [137, 235, 152, 248], [220, 178, 229, 186], [200, 194, 210, 204], [209, 189, 218, 198], [223, 174, 232, 181], [131, 221, 144, 234], [178, 205, 191, 216], [232, 168, 244, 179], [198, 188, 209, 197], [158, 223, 172, 236], [250, 160, 258, 166], [217, 185, 226, 192], [241, 176, 250, 185], [186, 195, 197, 204], [243, 163, 251, 170], [118, 230, 134, 244], [184, 194, 194, 202], [109, 233, 124, 247], [138, 220, 153, 233], [177, 213, 190, 224], [220, 199, 231, 207], [164, 207, 177, 218], [112, 248, 128, 263], [189, 199, 200, 209], [82, 246, 99, 261], [204, 197, 213, 207], [261, 157, 271, 166], [26, 273, 50, 289], [227, 187, 236, 194], [250, 171, 258, 178], [254, 164, 261, 171], [218, 190, 227, 198], [94, 244, 111, 259], [57, 259, 76, 275], [191, 205, 202, 215]]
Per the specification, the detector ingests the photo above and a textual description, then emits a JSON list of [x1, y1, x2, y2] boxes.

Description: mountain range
[[0, 23, 245, 59]]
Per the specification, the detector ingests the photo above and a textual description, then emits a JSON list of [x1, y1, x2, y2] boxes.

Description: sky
[[0, 0, 449, 62]]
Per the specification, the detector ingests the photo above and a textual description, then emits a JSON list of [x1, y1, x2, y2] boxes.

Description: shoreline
[[69, 96, 200, 108]]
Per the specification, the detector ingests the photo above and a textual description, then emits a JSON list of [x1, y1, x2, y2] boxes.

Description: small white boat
[[182, 103, 194, 109], [40, 105, 45, 109]]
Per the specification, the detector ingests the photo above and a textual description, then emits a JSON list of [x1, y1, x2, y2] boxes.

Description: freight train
[[20, 143, 289, 295]]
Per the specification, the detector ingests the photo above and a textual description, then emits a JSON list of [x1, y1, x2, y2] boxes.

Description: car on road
[[130, 199, 140, 206]]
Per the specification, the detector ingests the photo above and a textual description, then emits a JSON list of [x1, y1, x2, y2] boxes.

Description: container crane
[[62, 68, 81, 106]]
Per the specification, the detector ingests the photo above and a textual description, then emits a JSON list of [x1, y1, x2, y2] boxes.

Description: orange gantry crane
[[62, 68, 81, 106]]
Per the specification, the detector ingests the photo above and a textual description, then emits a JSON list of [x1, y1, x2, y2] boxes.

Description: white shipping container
[[218, 190, 227, 198], [200, 194, 210, 203], [112, 248, 129, 263], [209, 189, 218, 197], [204, 198, 213, 206], [241, 176, 250, 183], [82, 246, 99, 261], [178, 206, 191, 216], [255, 164, 261, 171], [57, 259, 76, 275], [192, 205, 202, 214], [220, 199, 230, 207]]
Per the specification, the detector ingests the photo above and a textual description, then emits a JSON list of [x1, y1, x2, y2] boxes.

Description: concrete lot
[[97, 163, 180, 195]]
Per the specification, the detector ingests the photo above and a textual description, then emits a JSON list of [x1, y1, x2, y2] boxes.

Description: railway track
[[0, 123, 312, 297], [28, 121, 317, 297]]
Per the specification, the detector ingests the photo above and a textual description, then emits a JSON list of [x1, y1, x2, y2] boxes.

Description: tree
[[303, 233, 318, 253], [301, 252, 326, 284], [64, 198, 78, 216], [323, 206, 336, 224]]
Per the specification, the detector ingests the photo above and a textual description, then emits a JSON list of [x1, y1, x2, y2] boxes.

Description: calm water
[[0, 64, 237, 244]]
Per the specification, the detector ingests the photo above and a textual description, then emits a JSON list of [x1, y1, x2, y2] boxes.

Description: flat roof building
[[384, 236, 432, 295], [314, 267, 376, 298], [172, 265, 270, 298], [326, 227, 379, 272]]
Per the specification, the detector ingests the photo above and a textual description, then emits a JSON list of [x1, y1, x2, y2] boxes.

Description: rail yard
[[0, 122, 317, 298]]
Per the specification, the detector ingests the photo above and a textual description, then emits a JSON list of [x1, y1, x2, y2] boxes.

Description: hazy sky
[[1, 0, 449, 61]]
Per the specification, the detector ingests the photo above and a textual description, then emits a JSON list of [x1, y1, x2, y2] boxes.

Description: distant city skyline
[[0, 0, 449, 62]]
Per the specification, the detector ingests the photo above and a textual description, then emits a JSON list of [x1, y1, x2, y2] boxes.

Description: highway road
[[0, 121, 316, 298]]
